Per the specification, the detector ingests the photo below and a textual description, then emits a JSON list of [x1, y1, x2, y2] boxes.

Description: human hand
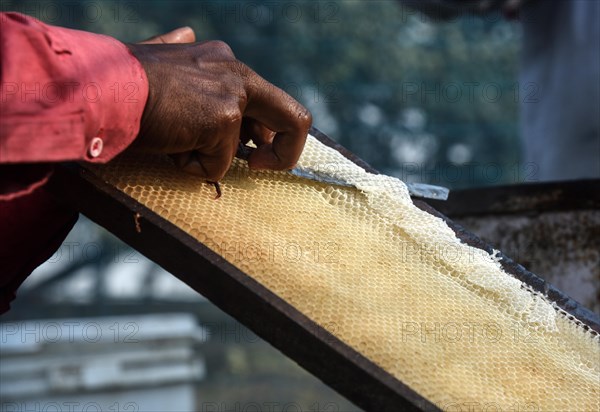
[[126, 40, 312, 181]]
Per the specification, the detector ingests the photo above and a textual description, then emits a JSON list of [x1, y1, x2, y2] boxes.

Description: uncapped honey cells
[[89, 135, 600, 409]]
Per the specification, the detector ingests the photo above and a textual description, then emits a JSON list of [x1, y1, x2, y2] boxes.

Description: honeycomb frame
[[47, 128, 600, 411]]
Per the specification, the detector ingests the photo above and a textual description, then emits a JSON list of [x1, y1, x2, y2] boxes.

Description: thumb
[[138, 26, 196, 44]]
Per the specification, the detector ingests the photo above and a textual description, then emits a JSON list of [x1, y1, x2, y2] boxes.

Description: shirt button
[[89, 137, 103, 158]]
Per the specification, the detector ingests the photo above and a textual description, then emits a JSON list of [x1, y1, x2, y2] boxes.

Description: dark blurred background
[[1, 1, 524, 411], [3, 0, 524, 189]]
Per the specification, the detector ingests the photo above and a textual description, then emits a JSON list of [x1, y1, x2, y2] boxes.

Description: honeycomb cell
[[88, 135, 600, 410]]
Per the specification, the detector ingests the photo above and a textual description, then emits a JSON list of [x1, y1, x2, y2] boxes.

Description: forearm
[[0, 15, 194, 315], [0, 12, 149, 311]]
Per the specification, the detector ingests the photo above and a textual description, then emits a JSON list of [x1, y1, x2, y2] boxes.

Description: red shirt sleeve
[[0, 12, 149, 163], [0, 12, 149, 314], [0, 171, 79, 314]]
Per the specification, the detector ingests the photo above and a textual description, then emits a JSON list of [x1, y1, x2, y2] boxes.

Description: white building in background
[[1, 314, 207, 412]]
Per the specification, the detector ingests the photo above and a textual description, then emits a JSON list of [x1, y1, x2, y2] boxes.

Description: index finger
[[243, 73, 312, 170]]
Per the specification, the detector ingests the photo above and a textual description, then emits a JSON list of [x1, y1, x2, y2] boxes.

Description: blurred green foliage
[[3, 0, 522, 188]]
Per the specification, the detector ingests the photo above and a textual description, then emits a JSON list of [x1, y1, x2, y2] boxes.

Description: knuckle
[[219, 104, 243, 126], [206, 40, 235, 59]]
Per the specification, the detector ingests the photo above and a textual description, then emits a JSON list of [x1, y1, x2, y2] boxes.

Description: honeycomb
[[89, 135, 600, 410]]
